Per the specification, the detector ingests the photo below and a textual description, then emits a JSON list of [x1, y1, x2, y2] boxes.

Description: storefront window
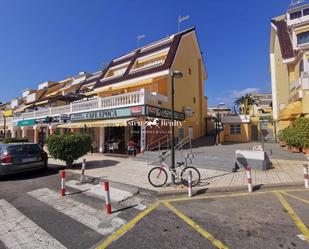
[[230, 124, 241, 134]]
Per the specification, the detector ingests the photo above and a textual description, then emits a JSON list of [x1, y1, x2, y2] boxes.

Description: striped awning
[[278, 101, 302, 121], [57, 118, 134, 128]]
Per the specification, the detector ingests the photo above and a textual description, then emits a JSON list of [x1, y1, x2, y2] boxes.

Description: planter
[[288, 146, 302, 153], [279, 141, 286, 147], [303, 147, 309, 154]]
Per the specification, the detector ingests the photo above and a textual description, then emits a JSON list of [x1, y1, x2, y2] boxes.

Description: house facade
[[11, 28, 208, 154], [270, 0, 309, 130]]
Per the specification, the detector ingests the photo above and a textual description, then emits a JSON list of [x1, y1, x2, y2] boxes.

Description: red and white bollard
[[188, 170, 192, 197], [80, 159, 86, 184], [104, 181, 112, 214], [60, 170, 66, 197], [246, 167, 253, 193], [304, 164, 309, 189]]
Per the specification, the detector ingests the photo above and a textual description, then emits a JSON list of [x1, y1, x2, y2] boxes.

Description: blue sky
[[0, 0, 292, 107]]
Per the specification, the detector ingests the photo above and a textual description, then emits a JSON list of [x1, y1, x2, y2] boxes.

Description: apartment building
[[12, 28, 208, 154], [270, 0, 309, 130]]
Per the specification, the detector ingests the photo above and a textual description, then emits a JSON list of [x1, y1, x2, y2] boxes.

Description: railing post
[[49, 107, 52, 116], [70, 103, 73, 113], [98, 97, 102, 110]]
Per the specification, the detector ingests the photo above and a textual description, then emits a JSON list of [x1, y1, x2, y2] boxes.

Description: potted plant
[[277, 128, 288, 147], [302, 140, 309, 154], [286, 128, 302, 153]]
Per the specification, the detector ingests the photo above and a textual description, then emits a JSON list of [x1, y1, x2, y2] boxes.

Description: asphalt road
[[0, 165, 149, 249], [104, 189, 309, 249], [0, 165, 308, 249]]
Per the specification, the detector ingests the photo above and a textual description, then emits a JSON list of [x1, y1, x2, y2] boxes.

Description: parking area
[[97, 189, 309, 249]]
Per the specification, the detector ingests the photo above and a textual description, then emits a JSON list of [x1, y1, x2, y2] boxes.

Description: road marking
[[28, 188, 126, 236], [162, 188, 305, 203], [65, 180, 134, 202], [282, 192, 309, 205], [163, 201, 228, 249], [0, 199, 66, 249], [275, 192, 309, 243], [96, 201, 161, 249]]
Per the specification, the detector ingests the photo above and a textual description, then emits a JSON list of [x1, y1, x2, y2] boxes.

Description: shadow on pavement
[[70, 160, 120, 170], [0, 165, 65, 182]]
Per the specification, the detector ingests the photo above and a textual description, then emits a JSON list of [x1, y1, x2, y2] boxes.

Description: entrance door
[[251, 124, 259, 141], [188, 126, 193, 139]]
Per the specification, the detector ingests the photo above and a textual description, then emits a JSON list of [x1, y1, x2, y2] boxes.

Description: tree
[[234, 94, 258, 115], [46, 133, 91, 167]]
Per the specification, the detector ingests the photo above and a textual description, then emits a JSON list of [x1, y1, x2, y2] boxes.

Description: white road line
[[65, 180, 133, 202], [0, 199, 66, 249], [27, 188, 126, 236]]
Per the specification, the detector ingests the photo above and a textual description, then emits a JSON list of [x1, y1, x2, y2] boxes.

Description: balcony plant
[[46, 133, 91, 167]]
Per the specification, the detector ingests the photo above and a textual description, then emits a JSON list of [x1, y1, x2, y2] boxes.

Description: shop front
[[58, 105, 185, 155]]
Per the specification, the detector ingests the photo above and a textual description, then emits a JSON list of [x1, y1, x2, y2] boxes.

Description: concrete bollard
[[104, 181, 112, 214], [60, 170, 66, 197], [80, 159, 86, 184], [304, 164, 309, 189], [246, 167, 253, 193], [188, 170, 192, 197]]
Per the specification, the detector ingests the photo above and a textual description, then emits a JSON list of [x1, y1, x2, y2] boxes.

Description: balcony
[[287, 14, 309, 26], [13, 89, 168, 122]]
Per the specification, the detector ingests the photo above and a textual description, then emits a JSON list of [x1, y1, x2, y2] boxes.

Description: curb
[[157, 182, 306, 198]]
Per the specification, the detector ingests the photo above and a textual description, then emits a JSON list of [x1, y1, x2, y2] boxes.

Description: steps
[[134, 150, 237, 172]]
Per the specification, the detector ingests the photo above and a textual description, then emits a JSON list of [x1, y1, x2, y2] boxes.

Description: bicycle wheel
[[181, 166, 201, 187], [148, 167, 168, 187]]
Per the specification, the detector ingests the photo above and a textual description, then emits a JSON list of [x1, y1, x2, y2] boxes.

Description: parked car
[[0, 143, 48, 177]]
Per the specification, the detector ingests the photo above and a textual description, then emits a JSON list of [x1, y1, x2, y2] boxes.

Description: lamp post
[[171, 70, 183, 184], [216, 102, 225, 145]]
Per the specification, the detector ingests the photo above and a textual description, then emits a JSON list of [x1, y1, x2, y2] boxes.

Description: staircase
[[134, 135, 237, 172]]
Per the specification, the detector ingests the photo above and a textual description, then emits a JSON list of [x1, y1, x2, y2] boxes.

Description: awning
[[278, 101, 302, 121], [14, 104, 34, 113], [57, 118, 134, 128]]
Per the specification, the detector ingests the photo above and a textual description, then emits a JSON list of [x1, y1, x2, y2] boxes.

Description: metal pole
[[217, 108, 220, 144], [259, 122, 265, 151], [3, 115, 6, 140], [188, 170, 192, 197], [171, 76, 175, 184]]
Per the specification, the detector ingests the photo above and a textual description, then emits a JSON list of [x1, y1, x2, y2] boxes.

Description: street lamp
[[171, 70, 183, 184], [216, 102, 225, 145]]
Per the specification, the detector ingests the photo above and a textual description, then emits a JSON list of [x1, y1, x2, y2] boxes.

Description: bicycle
[[148, 155, 201, 188]]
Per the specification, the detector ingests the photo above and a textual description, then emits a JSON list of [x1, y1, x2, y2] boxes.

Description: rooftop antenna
[[178, 14, 190, 32], [137, 34, 146, 48]]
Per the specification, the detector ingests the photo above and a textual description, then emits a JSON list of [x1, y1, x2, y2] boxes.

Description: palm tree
[[234, 94, 258, 115]]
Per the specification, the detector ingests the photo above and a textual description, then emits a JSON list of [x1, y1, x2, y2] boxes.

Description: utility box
[[235, 150, 271, 171]]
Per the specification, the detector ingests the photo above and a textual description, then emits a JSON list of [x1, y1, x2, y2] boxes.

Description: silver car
[[0, 143, 48, 177]]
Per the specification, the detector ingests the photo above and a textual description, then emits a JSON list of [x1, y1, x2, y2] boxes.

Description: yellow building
[[270, 1, 309, 130], [12, 28, 208, 153]]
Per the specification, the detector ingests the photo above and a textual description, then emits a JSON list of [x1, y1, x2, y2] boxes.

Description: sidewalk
[[49, 153, 308, 195]]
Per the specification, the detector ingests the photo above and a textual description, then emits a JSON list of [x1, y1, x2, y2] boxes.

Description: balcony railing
[[13, 89, 167, 121]]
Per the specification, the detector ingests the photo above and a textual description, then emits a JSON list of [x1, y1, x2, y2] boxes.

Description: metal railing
[[13, 89, 168, 121]]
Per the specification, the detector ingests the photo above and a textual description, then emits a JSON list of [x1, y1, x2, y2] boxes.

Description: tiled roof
[[272, 20, 295, 60], [93, 27, 195, 90]]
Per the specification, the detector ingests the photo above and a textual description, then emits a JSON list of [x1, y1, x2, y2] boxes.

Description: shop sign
[[35, 116, 60, 125], [130, 106, 143, 115], [71, 106, 145, 122], [146, 105, 185, 121], [17, 119, 36, 127], [3, 110, 13, 117], [60, 114, 70, 122]]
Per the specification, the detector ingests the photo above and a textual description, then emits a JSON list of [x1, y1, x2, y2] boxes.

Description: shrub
[[46, 133, 91, 167], [293, 117, 309, 148], [278, 128, 289, 142], [286, 127, 302, 148], [3, 137, 29, 144]]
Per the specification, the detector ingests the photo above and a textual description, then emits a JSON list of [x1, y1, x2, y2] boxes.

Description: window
[[299, 60, 304, 77], [297, 31, 309, 45], [304, 8, 309, 16], [290, 11, 302, 20], [230, 124, 241, 135]]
